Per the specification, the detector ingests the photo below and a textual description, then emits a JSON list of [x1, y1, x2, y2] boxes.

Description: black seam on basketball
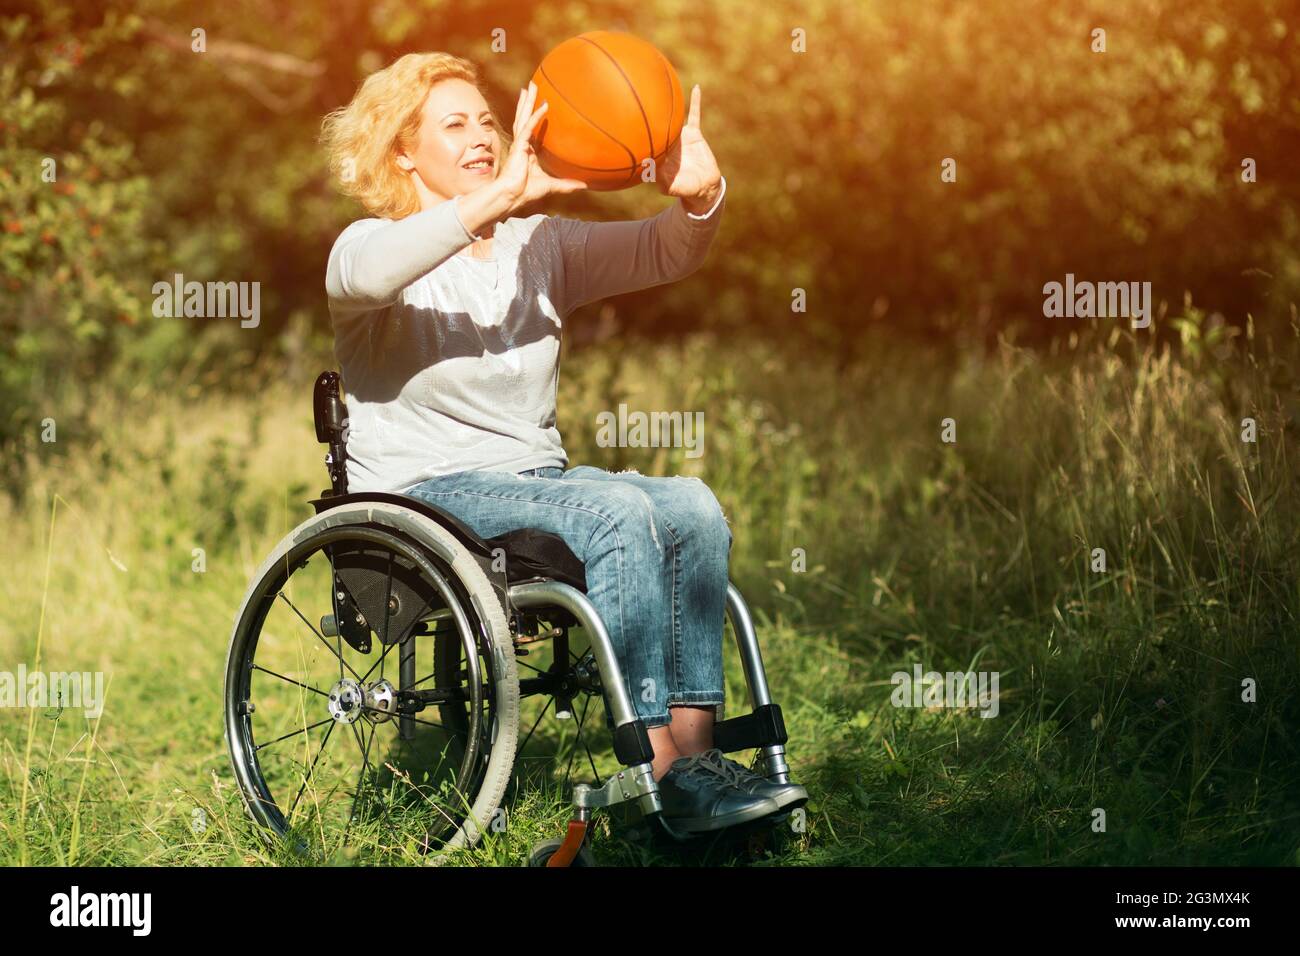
[[579, 35, 656, 163], [660, 53, 673, 156], [534, 145, 640, 174], [538, 60, 638, 179]]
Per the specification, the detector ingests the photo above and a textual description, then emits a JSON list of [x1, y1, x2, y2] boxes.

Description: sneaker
[[656, 751, 781, 833], [700, 749, 809, 811]]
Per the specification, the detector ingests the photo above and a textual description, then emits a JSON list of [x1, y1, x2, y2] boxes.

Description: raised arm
[[549, 175, 727, 315], [326, 80, 587, 318], [325, 197, 481, 316]]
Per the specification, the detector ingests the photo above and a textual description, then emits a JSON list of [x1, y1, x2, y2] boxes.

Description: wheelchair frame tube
[[725, 582, 772, 707], [725, 583, 792, 784], [507, 580, 664, 816], [508, 578, 791, 784], [506, 581, 641, 730]]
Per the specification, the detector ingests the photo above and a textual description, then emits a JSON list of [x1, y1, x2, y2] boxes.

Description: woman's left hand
[[656, 84, 722, 213]]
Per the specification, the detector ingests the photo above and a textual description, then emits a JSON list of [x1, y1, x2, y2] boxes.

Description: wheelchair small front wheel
[[224, 501, 519, 861], [527, 837, 597, 867]]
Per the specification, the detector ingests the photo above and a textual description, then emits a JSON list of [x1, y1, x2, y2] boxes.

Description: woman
[[321, 52, 804, 833]]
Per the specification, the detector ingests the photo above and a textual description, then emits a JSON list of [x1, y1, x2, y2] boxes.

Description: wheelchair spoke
[[515, 658, 548, 676], [252, 664, 329, 698], [255, 716, 334, 752], [343, 720, 377, 845], [359, 594, 432, 686], [517, 694, 554, 759], [359, 704, 449, 734], [289, 720, 337, 820], [276, 591, 363, 682], [578, 699, 601, 782], [347, 716, 367, 762], [359, 633, 401, 686], [562, 694, 599, 790]]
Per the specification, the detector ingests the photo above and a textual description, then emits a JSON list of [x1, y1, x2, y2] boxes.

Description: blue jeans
[[405, 465, 732, 728]]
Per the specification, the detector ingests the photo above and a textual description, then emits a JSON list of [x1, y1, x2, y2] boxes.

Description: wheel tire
[[527, 837, 597, 867], [224, 501, 519, 860]]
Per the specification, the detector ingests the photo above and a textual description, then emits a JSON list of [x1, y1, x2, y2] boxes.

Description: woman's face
[[397, 78, 502, 205]]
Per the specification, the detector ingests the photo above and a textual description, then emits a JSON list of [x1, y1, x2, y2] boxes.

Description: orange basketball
[[529, 31, 685, 191]]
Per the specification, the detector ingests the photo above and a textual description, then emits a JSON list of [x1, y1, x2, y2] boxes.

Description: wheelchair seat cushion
[[485, 527, 587, 592]]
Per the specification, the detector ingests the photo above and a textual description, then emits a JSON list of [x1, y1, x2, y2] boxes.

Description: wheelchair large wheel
[[224, 501, 518, 860]]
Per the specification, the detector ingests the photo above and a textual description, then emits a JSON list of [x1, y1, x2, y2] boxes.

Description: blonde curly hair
[[320, 52, 512, 220]]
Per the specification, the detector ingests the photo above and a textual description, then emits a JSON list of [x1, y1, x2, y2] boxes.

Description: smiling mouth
[[462, 159, 494, 171]]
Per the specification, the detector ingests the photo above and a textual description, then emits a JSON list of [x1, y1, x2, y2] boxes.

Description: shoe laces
[[709, 749, 760, 787], [672, 748, 748, 788], [674, 748, 752, 788]]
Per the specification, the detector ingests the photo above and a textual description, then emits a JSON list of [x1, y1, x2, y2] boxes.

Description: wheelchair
[[223, 371, 799, 866]]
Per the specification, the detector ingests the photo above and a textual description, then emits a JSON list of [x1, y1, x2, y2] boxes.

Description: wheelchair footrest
[[712, 703, 788, 753]]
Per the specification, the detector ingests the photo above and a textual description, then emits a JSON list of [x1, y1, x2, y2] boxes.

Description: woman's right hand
[[496, 81, 587, 210]]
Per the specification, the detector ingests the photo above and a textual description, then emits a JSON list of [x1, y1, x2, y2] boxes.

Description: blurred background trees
[[2, 1, 1298, 864], [2, 0, 1298, 474]]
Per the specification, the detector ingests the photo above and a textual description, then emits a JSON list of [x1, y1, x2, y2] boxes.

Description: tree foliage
[[2, 0, 1298, 449]]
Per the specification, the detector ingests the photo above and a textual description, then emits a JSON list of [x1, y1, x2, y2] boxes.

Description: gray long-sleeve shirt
[[325, 178, 727, 493]]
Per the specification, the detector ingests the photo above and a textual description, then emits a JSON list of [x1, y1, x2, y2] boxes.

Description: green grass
[[2, 312, 1298, 866]]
